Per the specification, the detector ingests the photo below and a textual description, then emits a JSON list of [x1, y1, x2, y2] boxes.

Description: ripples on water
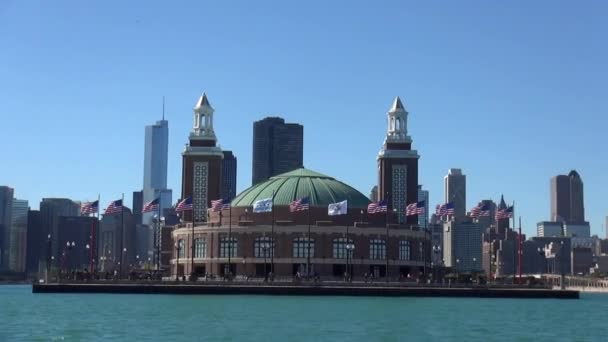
[[1, 285, 606, 341]]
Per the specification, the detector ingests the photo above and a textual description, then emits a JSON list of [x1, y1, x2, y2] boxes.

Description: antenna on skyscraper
[[162, 96, 165, 120]]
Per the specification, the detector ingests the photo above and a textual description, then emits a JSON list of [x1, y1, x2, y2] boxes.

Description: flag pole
[[190, 198, 194, 279], [307, 195, 311, 278], [228, 199, 232, 277], [518, 216, 522, 285], [271, 190, 275, 277], [119, 193, 124, 279], [385, 192, 389, 283], [157, 196, 161, 272]]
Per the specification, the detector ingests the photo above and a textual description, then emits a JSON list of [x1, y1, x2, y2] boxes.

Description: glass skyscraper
[[142, 119, 172, 223]]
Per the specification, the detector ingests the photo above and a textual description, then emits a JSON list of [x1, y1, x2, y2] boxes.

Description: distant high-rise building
[[40, 198, 80, 259], [550, 170, 585, 224], [221, 151, 237, 200], [0, 186, 14, 270], [98, 208, 136, 272], [417, 185, 429, 227], [606, 216, 608, 239], [444, 169, 466, 219], [143, 118, 172, 225], [443, 219, 483, 272], [537, 221, 563, 237], [132, 191, 143, 226], [9, 199, 28, 272], [252, 117, 303, 185], [369, 185, 378, 202], [25, 210, 43, 274], [57, 216, 97, 270]]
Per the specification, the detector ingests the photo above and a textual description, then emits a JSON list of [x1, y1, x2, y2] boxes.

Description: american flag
[[175, 197, 193, 212], [470, 203, 490, 218], [406, 201, 425, 216], [81, 200, 99, 215], [495, 206, 514, 220], [104, 199, 123, 215], [367, 200, 388, 214], [142, 198, 160, 213], [289, 197, 310, 212], [211, 198, 231, 212], [435, 203, 454, 216]]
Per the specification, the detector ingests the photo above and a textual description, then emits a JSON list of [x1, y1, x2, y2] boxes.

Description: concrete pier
[[32, 283, 579, 299]]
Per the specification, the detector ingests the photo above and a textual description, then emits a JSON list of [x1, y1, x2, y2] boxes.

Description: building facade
[[221, 150, 237, 200], [56, 216, 97, 271], [25, 210, 43, 274], [537, 221, 563, 237], [252, 117, 303, 185], [9, 199, 28, 272], [39, 198, 80, 265], [443, 219, 483, 272], [98, 208, 136, 273], [0, 186, 14, 271], [564, 223, 591, 238], [171, 168, 429, 279], [444, 169, 466, 219], [417, 185, 429, 228], [377, 97, 419, 225]]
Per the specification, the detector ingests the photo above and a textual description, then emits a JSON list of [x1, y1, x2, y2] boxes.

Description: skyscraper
[[221, 151, 237, 200], [417, 185, 429, 227], [143, 118, 172, 224], [377, 97, 419, 225], [444, 169, 466, 219], [0, 186, 14, 271], [25, 210, 43, 274], [252, 117, 303, 185], [10, 199, 28, 272], [550, 170, 585, 224]]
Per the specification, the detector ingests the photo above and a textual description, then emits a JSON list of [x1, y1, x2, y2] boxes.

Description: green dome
[[231, 168, 371, 208]]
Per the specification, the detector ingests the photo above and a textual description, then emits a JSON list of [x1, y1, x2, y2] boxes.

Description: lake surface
[[1, 285, 606, 341]]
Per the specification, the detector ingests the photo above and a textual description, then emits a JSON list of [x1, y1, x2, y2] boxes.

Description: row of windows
[[177, 237, 417, 260]]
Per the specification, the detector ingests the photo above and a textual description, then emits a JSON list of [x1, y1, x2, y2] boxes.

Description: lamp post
[[120, 247, 127, 278], [346, 243, 355, 282], [46, 234, 52, 283], [262, 242, 269, 281], [175, 241, 181, 281], [85, 244, 91, 272], [66, 241, 75, 273], [432, 245, 441, 282], [560, 241, 565, 290]]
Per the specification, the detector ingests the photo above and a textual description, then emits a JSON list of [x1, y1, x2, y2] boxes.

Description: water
[[1, 285, 606, 341]]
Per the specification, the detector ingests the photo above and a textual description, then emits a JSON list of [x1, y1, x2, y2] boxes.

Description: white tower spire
[[192, 92, 216, 140], [385, 96, 411, 143]]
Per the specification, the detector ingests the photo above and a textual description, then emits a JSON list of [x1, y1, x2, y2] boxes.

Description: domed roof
[[231, 168, 371, 208]]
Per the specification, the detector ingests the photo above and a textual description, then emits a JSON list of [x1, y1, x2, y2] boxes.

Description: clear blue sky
[[1, 0, 606, 236]]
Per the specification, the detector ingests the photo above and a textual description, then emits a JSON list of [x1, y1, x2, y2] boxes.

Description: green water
[[1, 285, 606, 341]]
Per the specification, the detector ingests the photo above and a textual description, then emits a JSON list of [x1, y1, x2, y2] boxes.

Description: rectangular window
[[220, 237, 237, 258], [254, 237, 274, 258], [293, 238, 314, 258], [194, 238, 206, 258], [399, 240, 411, 261], [333, 238, 353, 259], [369, 239, 386, 260]]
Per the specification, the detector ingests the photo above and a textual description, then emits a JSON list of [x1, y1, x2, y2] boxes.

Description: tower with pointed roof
[[181, 93, 224, 222], [377, 96, 420, 225]]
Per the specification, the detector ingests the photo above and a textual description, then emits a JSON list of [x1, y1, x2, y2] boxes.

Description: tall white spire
[[192, 92, 216, 140], [385, 96, 410, 143]]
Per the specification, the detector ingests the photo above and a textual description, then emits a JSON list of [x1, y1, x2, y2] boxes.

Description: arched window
[[293, 237, 314, 258], [194, 238, 206, 258], [220, 236, 237, 258], [399, 240, 411, 261], [177, 239, 186, 258], [369, 239, 386, 260], [254, 236, 274, 258], [333, 238, 354, 259]]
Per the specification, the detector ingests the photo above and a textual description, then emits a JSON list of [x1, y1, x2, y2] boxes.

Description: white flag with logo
[[253, 198, 273, 213], [328, 200, 348, 216]]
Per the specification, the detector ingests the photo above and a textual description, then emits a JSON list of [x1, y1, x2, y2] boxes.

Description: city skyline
[[1, 1, 607, 237]]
